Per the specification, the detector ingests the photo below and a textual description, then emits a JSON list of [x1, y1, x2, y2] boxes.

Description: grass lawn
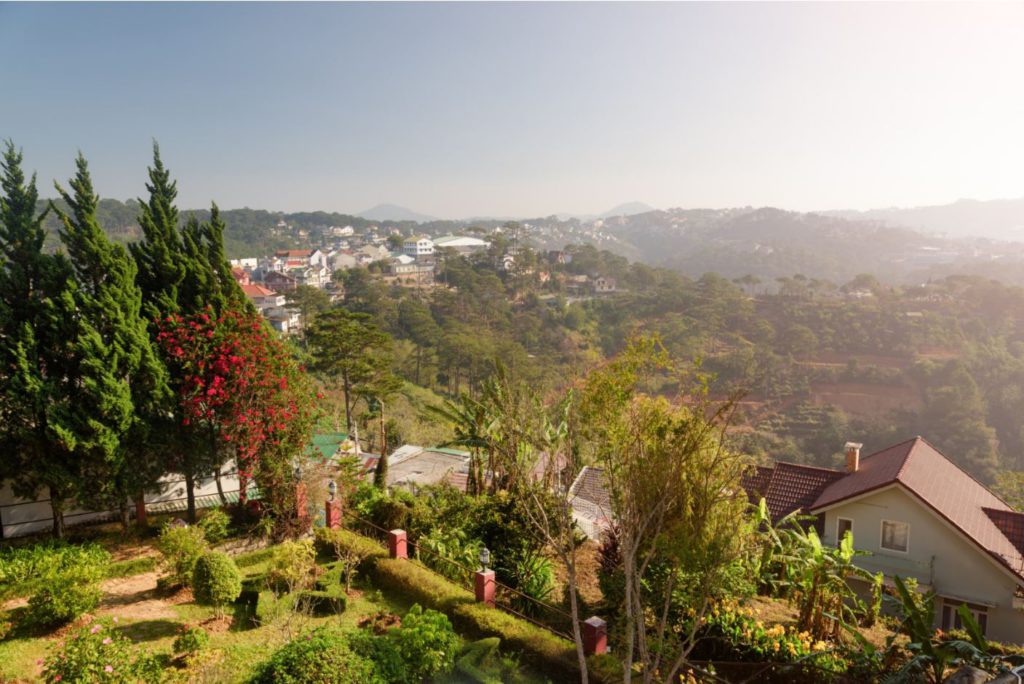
[[0, 539, 551, 683]]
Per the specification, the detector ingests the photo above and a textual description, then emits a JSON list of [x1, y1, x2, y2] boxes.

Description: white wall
[[0, 463, 242, 539], [821, 486, 1024, 644]]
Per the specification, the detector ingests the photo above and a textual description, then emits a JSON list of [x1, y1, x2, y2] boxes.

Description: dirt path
[[95, 571, 185, 621], [2, 570, 188, 620]]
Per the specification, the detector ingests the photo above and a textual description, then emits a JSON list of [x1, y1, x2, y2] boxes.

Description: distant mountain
[[553, 202, 657, 222], [596, 206, 975, 284], [358, 203, 436, 223], [599, 201, 656, 218], [827, 198, 1024, 241]]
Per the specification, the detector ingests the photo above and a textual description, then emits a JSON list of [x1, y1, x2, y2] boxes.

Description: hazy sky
[[2, 2, 1022, 218]]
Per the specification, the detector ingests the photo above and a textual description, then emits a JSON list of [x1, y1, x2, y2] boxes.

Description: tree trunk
[[239, 470, 249, 506], [342, 375, 352, 432], [135, 491, 148, 529], [565, 556, 590, 684], [214, 467, 227, 506], [184, 471, 197, 523], [379, 404, 387, 461], [50, 488, 66, 539], [622, 543, 636, 684], [118, 499, 130, 532]]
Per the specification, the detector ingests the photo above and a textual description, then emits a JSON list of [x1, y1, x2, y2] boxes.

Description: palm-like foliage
[[785, 527, 873, 640], [425, 393, 493, 495]]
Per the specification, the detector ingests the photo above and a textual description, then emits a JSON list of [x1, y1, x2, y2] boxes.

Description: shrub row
[[372, 553, 581, 679], [315, 526, 614, 682]]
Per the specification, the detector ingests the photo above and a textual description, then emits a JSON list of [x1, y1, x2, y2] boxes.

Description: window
[[941, 600, 988, 635], [837, 518, 853, 541], [880, 519, 909, 552]]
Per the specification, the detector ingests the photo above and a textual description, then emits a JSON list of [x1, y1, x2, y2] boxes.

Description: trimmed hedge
[[298, 590, 347, 616], [313, 527, 386, 567], [370, 556, 580, 680], [315, 526, 617, 682]]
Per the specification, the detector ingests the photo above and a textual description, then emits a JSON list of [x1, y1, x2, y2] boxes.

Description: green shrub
[[192, 552, 242, 613], [158, 523, 208, 587], [454, 638, 534, 684], [234, 547, 275, 569], [390, 604, 460, 681], [313, 527, 385, 564], [42, 619, 161, 683], [198, 508, 232, 544], [247, 626, 380, 684], [172, 624, 210, 656], [268, 539, 317, 593], [0, 542, 110, 600], [297, 590, 347, 616], [0, 541, 110, 584], [349, 630, 408, 683], [367, 551, 580, 679], [26, 561, 105, 629]]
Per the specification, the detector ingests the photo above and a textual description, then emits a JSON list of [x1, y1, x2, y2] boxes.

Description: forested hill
[[592, 207, 1019, 285], [38, 198, 1021, 287], [330, 244, 1024, 496]]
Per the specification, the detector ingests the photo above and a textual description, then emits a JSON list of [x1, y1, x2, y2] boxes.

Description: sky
[[1, 2, 1022, 219]]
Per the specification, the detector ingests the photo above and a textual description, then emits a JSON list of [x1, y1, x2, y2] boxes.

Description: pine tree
[[204, 204, 246, 313], [129, 142, 186, 320], [0, 141, 79, 537], [53, 154, 172, 530], [129, 145, 251, 521]]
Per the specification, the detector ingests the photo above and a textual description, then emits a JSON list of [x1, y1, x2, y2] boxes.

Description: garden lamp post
[[325, 479, 341, 529], [475, 547, 495, 606], [479, 546, 491, 572]]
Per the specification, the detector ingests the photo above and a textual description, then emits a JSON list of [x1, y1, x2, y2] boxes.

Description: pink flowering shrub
[[42, 620, 160, 683]]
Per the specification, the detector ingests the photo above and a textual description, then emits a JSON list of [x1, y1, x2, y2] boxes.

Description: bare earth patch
[[96, 571, 178, 621]]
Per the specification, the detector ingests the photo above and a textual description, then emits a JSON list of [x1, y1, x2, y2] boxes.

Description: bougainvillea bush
[[157, 307, 319, 537]]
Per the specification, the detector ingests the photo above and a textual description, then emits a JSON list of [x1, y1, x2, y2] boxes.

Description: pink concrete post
[[583, 616, 607, 656], [295, 481, 309, 522], [134, 495, 147, 528], [388, 529, 408, 559], [325, 499, 341, 530], [474, 570, 496, 607]]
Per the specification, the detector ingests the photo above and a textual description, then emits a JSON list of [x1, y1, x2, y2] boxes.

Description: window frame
[[941, 600, 988, 635], [837, 517, 854, 542], [880, 519, 910, 554]]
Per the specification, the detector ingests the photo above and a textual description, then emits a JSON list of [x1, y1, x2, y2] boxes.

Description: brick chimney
[[844, 442, 863, 473]]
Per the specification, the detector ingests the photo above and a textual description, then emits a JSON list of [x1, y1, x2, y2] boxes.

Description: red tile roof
[[241, 284, 277, 297], [740, 465, 774, 504], [985, 508, 1024, 558], [810, 436, 1024, 582], [761, 462, 844, 523]]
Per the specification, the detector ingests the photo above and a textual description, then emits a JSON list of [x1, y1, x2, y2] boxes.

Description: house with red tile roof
[[746, 437, 1024, 643]]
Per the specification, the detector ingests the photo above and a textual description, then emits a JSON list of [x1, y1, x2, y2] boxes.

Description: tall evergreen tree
[[0, 141, 79, 537], [53, 154, 172, 530], [129, 142, 186, 320], [130, 145, 250, 521], [204, 204, 246, 312]]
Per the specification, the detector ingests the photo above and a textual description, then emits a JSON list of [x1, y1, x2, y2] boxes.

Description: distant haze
[[1, 2, 1022, 220]]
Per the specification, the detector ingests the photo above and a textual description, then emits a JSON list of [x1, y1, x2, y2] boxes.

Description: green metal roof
[[307, 432, 350, 462], [428, 447, 471, 457]]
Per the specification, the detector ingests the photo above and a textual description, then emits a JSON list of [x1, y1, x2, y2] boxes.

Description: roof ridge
[[909, 435, 1011, 509], [774, 460, 842, 474], [859, 434, 920, 463], [893, 435, 925, 479]]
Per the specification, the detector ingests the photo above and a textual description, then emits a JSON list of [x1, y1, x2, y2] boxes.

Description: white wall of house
[[0, 464, 243, 539], [819, 486, 1024, 644]]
